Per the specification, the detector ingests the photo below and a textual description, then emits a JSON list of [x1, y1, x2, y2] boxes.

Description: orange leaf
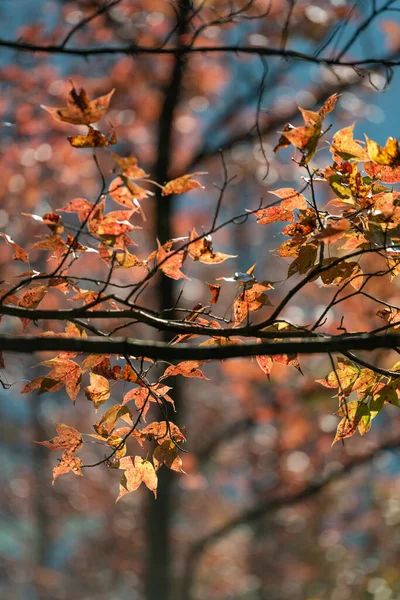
[[318, 93, 341, 118], [41, 86, 115, 125], [0, 233, 28, 262], [234, 282, 273, 324], [40, 358, 82, 403], [153, 440, 184, 472], [188, 229, 236, 264], [162, 173, 206, 196], [109, 176, 150, 207], [153, 240, 189, 281], [36, 423, 83, 452], [52, 451, 83, 484], [112, 153, 149, 179], [269, 188, 308, 211], [117, 456, 158, 500], [207, 282, 221, 304], [84, 373, 110, 410], [256, 354, 273, 378], [58, 198, 94, 222], [162, 361, 209, 380], [140, 421, 186, 444], [68, 126, 116, 148]]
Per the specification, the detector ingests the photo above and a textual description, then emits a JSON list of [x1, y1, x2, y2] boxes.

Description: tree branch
[[2, 332, 400, 360]]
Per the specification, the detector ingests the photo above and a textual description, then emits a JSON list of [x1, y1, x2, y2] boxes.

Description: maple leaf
[[52, 451, 83, 484], [331, 124, 368, 161], [288, 243, 318, 277], [123, 384, 173, 421], [112, 153, 149, 179], [117, 456, 158, 500], [19, 285, 48, 329], [313, 219, 350, 244], [316, 358, 359, 394], [364, 161, 400, 184], [188, 229, 236, 264], [234, 282, 273, 324], [84, 373, 110, 410], [41, 86, 115, 125], [36, 423, 83, 452], [256, 354, 273, 378], [152, 240, 189, 281], [31, 234, 68, 261], [140, 421, 186, 444], [40, 358, 82, 403], [153, 440, 184, 473], [109, 176, 150, 208], [161, 361, 209, 380], [332, 401, 369, 445], [58, 198, 94, 222], [162, 173, 206, 196], [94, 404, 132, 436], [274, 107, 322, 165], [0, 233, 28, 262], [68, 126, 117, 148], [365, 135, 400, 166]]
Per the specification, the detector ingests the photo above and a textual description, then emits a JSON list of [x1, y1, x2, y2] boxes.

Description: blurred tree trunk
[[144, 2, 192, 600]]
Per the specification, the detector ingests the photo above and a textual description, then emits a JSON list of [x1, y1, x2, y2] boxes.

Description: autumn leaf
[[36, 423, 83, 452], [207, 282, 221, 304], [365, 135, 400, 166], [317, 358, 359, 394], [234, 282, 273, 324], [31, 234, 68, 260], [52, 451, 83, 484], [162, 360, 209, 380], [256, 354, 273, 378], [162, 173, 206, 196], [318, 92, 341, 118], [269, 188, 308, 211], [84, 373, 110, 410], [112, 153, 149, 179], [313, 219, 350, 244], [95, 404, 132, 436], [274, 106, 322, 165], [58, 198, 94, 222], [0, 233, 28, 262], [117, 455, 158, 500], [153, 440, 184, 473], [364, 161, 400, 183], [109, 176, 150, 208], [153, 240, 189, 281], [188, 229, 236, 264], [41, 86, 115, 125], [19, 285, 48, 329], [332, 401, 369, 445], [40, 358, 82, 403], [140, 421, 186, 444], [68, 126, 117, 148], [331, 124, 368, 161]]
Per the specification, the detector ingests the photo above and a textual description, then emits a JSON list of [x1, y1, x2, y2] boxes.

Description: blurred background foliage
[[2, 1, 400, 599]]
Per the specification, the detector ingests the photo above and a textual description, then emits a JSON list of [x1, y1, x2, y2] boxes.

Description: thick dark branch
[[1, 38, 400, 68], [2, 332, 400, 360]]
